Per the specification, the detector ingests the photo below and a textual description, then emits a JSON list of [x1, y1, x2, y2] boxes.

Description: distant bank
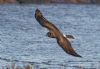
[[0, 0, 100, 4], [16, 0, 96, 4]]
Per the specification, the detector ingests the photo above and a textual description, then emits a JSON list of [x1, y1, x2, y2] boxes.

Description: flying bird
[[35, 9, 82, 57]]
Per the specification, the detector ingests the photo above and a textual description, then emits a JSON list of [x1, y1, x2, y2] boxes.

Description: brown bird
[[35, 9, 82, 57]]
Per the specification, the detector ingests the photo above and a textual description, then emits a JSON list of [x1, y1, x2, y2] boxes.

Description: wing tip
[[68, 51, 82, 58], [76, 54, 82, 58], [35, 8, 40, 12], [72, 53, 82, 58], [35, 8, 43, 18]]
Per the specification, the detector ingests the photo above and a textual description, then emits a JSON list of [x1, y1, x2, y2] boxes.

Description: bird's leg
[[66, 35, 74, 39]]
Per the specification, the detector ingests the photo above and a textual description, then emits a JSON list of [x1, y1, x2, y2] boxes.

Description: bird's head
[[46, 32, 55, 38]]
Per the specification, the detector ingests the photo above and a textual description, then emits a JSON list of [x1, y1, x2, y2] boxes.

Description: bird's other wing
[[35, 9, 60, 32], [57, 37, 82, 57]]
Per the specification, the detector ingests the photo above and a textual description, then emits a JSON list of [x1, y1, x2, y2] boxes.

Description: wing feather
[[35, 9, 60, 32], [57, 37, 82, 57]]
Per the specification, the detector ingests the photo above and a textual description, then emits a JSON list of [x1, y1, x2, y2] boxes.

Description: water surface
[[0, 4, 100, 68]]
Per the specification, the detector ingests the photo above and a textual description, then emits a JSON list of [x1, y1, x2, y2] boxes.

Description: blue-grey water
[[0, 4, 100, 69]]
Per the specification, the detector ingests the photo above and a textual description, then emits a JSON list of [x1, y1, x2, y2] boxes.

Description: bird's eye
[[49, 32, 52, 36], [47, 32, 52, 37]]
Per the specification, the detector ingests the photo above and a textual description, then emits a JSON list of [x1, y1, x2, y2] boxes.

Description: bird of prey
[[35, 9, 82, 57]]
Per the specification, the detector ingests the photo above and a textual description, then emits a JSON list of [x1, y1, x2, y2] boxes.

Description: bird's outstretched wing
[[57, 36, 82, 57], [35, 9, 60, 33]]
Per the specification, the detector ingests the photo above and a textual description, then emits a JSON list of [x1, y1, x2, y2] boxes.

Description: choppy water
[[0, 4, 100, 69]]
